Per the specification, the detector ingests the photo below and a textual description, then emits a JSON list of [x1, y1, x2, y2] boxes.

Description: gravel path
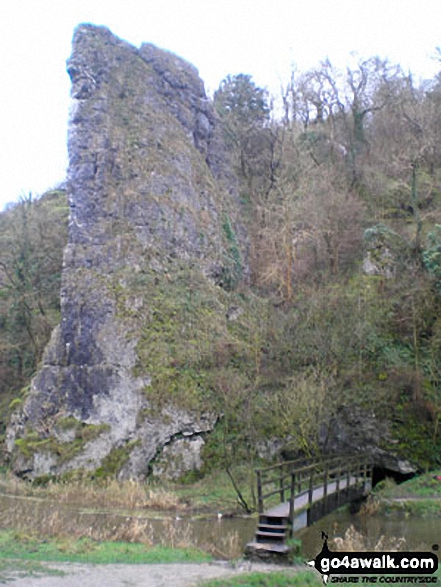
[[4, 561, 299, 586]]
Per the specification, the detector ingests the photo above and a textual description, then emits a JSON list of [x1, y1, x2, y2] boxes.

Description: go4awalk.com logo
[[308, 533, 439, 585]]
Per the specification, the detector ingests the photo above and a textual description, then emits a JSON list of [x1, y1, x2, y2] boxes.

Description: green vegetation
[[423, 225, 441, 292], [94, 440, 140, 478], [0, 530, 211, 565], [200, 567, 441, 587], [383, 499, 441, 516], [373, 469, 441, 516], [15, 421, 110, 464], [206, 570, 438, 587], [0, 190, 68, 457], [198, 570, 321, 587], [222, 214, 243, 289], [170, 465, 258, 512], [375, 469, 441, 498]]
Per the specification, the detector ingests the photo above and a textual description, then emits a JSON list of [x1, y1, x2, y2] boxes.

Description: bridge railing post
[[364, 457, 372, 491], [289, 472, 296, 537], [322, 464, 328, 518], [307, 468, 314, 526], [336, 462, 341, 507], [280, 465, 285, 503], [256, 470, 263, 514]]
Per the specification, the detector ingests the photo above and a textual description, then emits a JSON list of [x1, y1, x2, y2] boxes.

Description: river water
[[0, 493, 439, 559]]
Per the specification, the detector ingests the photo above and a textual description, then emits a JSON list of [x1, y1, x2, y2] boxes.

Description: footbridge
[[247, 455, 372, 557]]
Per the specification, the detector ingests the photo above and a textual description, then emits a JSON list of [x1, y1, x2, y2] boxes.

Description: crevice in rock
[[147, 427, 210, 479]]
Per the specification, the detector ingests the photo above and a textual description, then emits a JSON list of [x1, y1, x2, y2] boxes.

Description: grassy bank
[[198, 568, 441, 587], [375, 469, 441, 498], [198, 570, 322, 586], [372, 469, 441, 516], [0, 530, 211, 565]]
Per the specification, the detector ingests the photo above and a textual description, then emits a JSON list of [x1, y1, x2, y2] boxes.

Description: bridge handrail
[[256, 455, 367, 488], [259, 458, 370, 500], [256, 456, 312, 475], [256, 453, 365, 476], [256, 454, 373, 514]]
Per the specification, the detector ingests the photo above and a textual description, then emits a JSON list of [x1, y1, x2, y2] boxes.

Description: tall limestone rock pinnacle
[[7, 24, 248, 480]]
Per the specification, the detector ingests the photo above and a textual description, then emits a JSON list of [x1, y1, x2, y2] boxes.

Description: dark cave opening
[[371, 465, 415, 488], [348, 466, 416, 514]]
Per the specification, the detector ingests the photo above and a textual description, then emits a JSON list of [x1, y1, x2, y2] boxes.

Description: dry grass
[[0, 472, 246, 558], [0, 472, 182, 510], [0, 497, 199, 547], [358, 494, 381, 516], [202, 530, 240, 560], [331, 525, 406, 552]]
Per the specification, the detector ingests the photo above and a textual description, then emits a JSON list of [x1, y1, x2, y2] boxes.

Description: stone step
[[245, 540, 294, 563], [256, 530, 287, 542], [258, 523, 287, 533], [259, 515, 287, 526]]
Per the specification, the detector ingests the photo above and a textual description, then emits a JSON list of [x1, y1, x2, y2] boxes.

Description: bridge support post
[[336, 463, 341, 507], [289, 473, 296, 537], [279, 465, 285, 503], [322, 465, 328, 518], [307, 468, 314, 526], [256, 470, 263, 514], [362, 457, 368, 491]]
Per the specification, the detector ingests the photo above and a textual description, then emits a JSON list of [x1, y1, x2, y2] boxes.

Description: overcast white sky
[[1, 0, 440, 210]]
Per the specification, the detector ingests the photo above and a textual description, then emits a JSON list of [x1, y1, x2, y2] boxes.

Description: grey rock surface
[[324, 406, 417, 475], [7, 24, 247, 480], [363, 223, 406, 278]]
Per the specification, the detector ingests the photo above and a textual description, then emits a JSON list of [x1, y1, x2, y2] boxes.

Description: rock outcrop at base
[[7, 24, 247, 480]]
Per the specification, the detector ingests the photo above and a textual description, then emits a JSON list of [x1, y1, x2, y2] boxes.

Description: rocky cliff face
[[7, 24, 248, 480]]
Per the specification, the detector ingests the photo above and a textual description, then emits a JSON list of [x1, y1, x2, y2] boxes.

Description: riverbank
[[372, 468, 441, 516], [0, 530, 211, 564]]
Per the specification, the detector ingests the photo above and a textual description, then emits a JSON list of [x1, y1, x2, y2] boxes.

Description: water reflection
[[298, 508, 440, 558]]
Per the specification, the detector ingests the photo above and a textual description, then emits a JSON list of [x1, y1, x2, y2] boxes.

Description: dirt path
[[386, 496, 441, 501], [4, 561, 300, 586]]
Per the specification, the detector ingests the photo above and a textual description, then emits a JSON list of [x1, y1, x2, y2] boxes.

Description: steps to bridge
[[255, 514, 288, 545], [245, 514, 300, 565], [245, 514, 294, 563], [245, 455, 373, 562]]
